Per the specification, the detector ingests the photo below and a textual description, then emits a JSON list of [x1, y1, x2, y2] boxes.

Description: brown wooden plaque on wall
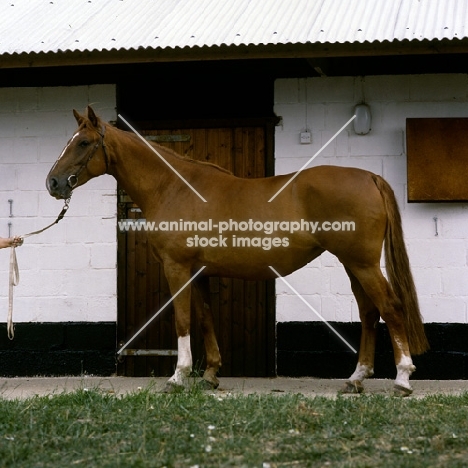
[[407, 118, 468, 202]]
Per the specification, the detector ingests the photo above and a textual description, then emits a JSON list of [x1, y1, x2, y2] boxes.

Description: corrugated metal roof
[[1, 0, 467, 57]]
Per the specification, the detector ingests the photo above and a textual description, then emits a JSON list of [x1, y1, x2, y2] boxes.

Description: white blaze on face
[[58, 132, 80, 160], [168, 335, 192, 386]]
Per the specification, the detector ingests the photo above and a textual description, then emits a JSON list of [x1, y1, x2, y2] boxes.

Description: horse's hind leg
[[342, 268, 380, 394], [348, 265, 416, 396], [193, 276, 221, 389]]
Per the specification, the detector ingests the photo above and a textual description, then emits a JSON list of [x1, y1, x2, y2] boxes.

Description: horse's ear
[[87, 106, 99, 128], [73, 109, 85, 125]]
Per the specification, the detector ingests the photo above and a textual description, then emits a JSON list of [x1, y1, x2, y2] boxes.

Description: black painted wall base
[[277, 322, 468, 380], [0, 323, 116, 377], [1, 321, 467, 379]]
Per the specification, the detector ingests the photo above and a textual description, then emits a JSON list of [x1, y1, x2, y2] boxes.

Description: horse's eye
[[79, 140, 90, 148]]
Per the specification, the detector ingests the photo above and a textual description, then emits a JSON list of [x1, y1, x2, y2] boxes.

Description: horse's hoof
[[161, 381, 184, 394], [197, 379, 219, 390], [340, 380, 364, 394], [393, 384, 413, 397], [202, 371, 220, 390]]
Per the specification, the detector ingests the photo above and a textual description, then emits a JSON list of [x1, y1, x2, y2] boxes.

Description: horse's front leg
[[193, 276, 221, 389], [163, 264, 193, 391]]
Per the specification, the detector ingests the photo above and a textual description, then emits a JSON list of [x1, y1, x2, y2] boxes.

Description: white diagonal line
[[269, 266, 357, 353], [117, 266, 206, 355], [118, 114, 208, 203], [268, 115, 356, 202]]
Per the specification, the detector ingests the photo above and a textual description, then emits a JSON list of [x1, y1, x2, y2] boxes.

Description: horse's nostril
[[47, 177, 60, 194], [49, 177, 58, 190]]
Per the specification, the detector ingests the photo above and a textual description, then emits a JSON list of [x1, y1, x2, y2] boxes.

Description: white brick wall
[[275, 74, 468, 324], [0, 85, 117, 322]]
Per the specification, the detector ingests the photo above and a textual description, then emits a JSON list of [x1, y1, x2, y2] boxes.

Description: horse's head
[[46, 106, 110, 200]]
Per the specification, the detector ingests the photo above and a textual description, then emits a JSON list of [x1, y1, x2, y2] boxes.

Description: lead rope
[[7, 247, 19, 339], [6, 197, 71, 339]]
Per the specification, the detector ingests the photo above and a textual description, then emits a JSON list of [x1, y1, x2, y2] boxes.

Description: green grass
[[1, 385, 468, 467]]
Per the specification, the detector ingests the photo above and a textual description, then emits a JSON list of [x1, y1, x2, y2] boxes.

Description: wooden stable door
[[117, 127, 275, 377]]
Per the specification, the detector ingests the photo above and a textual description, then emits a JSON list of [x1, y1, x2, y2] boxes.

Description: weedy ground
[[1, 384, 467, 467]]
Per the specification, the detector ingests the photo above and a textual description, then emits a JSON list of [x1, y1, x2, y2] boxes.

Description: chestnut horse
[[46, 107, 428, 395]]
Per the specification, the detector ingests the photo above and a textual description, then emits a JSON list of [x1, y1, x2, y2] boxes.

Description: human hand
[[10, 236, 23, 247]]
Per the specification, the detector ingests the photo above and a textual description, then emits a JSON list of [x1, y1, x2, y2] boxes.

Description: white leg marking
[[168, 335, 192, 386], [349, 363, 374, 382], [395, 355, 416, 390]]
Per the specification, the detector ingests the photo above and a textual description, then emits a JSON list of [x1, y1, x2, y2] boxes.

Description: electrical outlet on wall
[[300, 131, 311, 144]]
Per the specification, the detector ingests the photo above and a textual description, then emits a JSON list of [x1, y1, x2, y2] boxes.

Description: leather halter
[[67, 124, 110, 189]]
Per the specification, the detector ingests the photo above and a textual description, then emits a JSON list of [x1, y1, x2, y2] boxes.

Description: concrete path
[[1, 377, 468, 400]]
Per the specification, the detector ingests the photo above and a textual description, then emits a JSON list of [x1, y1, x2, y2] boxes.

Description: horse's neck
[[108, 130, 184, 212]]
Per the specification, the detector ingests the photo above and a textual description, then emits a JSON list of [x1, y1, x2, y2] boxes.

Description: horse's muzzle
[[46, 175, 72, 200]]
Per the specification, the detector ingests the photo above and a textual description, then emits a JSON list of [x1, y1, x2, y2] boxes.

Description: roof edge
[[2, 38, 468, 70]]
